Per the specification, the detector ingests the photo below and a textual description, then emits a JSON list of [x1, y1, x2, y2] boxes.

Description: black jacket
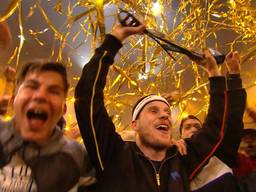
[[75, 34, 246, 192], [189, 74, 246, 192]]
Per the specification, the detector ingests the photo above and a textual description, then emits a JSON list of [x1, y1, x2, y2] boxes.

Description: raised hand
[[195, 50, 222, 77], [4, 66, 16, 82], [172, 139, 187, 156], [111, 22, 146, 42], [225, 51, 241, 74]]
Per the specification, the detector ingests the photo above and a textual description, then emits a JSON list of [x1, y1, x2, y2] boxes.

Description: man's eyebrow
[[185, 123, 202, 128], [24, 79, 64, 90], [24, 79, 38, 83], [147, 105, 158, 110], [164, 107, 171, 113], [185, 123, 200, 126], [48, 84, 65, 90]]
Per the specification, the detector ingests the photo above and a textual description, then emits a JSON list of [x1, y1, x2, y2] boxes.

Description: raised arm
[[184, 50, 229, 179], [215, 51, 246, 167], [74, 24, 145, 175]]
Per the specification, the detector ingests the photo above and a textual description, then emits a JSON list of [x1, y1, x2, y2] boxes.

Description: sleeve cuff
[[227, 74, 242, 90], [227, 73, 240, 79]]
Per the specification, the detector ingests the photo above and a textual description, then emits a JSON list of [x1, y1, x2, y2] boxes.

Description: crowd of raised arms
[[0, 18, 255, 192]]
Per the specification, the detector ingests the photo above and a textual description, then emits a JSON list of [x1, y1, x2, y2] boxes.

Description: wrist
[[208, 70, 221, 77], [227, 73, 240, 79], [111, 31, 125, 42], [228, 71, 240, 75]]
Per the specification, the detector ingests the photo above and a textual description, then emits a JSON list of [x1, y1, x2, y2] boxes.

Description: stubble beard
[[139, 134, 169, 151]]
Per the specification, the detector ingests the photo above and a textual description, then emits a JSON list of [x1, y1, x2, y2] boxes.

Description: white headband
[[132, 95, 170, 121]]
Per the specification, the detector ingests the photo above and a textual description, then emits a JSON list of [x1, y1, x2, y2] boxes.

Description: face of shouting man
[[12, 62, 68, 145], [135, 101, 172, 150], [132, 97, 172, 151]]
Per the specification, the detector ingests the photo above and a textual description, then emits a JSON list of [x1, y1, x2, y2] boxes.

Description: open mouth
[[156, 124, 169, 132], [27, 109, 48, 121]]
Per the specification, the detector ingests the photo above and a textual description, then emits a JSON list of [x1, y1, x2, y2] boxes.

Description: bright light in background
[[181, 112, 188, 119], [229, 0, 236, 9], [3, 115, 12, 121], [211, 13, 221, 18], [72, 48, 91, 69], [138, 73, 148, 80], [95, 0, 104, 7], [151, 1, 163, 16]]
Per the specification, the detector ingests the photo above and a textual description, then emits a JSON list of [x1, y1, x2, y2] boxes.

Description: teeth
[[27, 108, 48, 120], [34, 109, 44, 115], [157, 125, 168, 129]]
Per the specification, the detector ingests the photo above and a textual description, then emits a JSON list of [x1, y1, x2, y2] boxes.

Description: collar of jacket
[[127, 141, 178, 161], [20, 127, 65, 162], [1, 118, 65, 162]]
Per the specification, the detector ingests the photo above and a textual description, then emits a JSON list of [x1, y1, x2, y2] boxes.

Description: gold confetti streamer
[[36, 0, 63, 40], [2, 0, 256, 140], [0, 0, 21, 22]]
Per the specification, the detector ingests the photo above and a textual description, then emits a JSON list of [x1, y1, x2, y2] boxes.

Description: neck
[[136, 139, 167, 161]]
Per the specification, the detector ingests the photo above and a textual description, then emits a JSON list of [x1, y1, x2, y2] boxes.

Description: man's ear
[[9, 95, 15, 107], [131, 120, 138, 131]]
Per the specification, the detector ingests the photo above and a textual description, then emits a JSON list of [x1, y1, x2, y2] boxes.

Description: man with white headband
[[75, 23, 246, 192], [132, 94, 170, 121]]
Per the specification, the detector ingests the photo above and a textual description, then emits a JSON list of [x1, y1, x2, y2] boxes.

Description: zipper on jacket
[[148, 159, 161, 191], [154, 158, 169, 189], [138, 151, 178, 192], [156, 173, 160, 186]]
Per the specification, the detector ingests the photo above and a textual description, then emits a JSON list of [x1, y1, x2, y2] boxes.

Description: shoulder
[[0, 118, 16, 140], [62, 136, 86, 156], [60, 136, 89, 169]]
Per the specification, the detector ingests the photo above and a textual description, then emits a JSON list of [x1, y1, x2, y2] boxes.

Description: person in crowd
[[246, 107, 256, 124], [0, 21, 14, 117], [74, 22, 246, 192], [233, 128, 256, 192], [0, 60, 95, 191], [177, 51, 246, 192], [234, 128, 256, 177], [0, 66, 16, 116], [179, 115, 239, 192]]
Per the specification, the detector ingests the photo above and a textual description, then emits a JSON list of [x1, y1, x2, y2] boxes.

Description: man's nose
[[159, 111, 169, 119], [33, 87, 48, 102]]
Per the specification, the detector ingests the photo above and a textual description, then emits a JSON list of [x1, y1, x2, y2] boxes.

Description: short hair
[[17, 60, 69, 95], [179, 115, 202, 134]]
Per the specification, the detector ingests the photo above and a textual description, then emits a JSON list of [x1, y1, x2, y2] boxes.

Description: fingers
[[162, 91, 180, 104], [174, 139, 187, 156], [194, 50, 214, 67], [4, 66, 16, 81], [130, 21, 146, 32], [226, 51, 240, 62], [112, 22, 146, 42], [225, 51, 240, 74], [201, 50, 221, 77]]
